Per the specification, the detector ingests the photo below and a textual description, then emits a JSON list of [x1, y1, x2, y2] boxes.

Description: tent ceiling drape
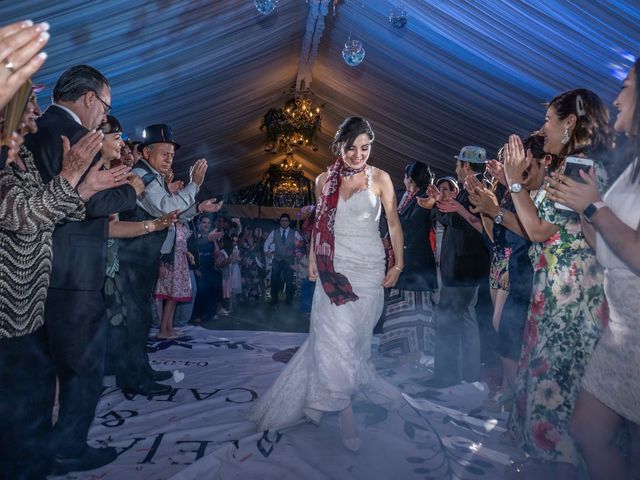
[[6, 1, 639, 196]]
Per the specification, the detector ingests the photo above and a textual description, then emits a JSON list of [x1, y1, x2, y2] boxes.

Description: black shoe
[[51, 446, 117, 475], [121, 381, 173, 396], [150, 369, 172, 381]]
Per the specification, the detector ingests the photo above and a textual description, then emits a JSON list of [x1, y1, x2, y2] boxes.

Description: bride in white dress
[[250, 117, 405, 451]]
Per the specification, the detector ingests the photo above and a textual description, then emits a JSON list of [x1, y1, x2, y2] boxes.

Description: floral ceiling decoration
[[261, 94, 323, 154]]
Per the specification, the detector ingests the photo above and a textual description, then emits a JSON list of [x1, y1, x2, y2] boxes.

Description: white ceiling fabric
[[5, 0, 639, 197]]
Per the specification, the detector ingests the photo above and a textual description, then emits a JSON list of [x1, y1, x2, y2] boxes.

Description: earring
[[561, 127, 570, 145]]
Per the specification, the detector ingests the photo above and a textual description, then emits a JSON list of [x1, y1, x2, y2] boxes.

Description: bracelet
[[143, 221, 150, 235], [393, 265, 403, 272], [77, 189, 89, 203]]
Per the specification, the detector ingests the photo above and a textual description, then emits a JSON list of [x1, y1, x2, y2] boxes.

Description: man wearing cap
[[429, 146, 490, 388], [116, 124, 221, 396]]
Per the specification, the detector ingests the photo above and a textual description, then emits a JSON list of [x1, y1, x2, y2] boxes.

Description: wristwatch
[[509, 182, 523, 193], [494, 208, 505, 225], [582, 201, 606, 223]]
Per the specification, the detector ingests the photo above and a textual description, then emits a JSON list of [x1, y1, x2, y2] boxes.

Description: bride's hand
[[308, 259, 318, 281], [382, 266, 402, 288]]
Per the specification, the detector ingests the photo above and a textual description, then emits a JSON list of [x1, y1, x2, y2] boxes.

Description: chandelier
[[271, 153, 304, 195], [267, 153, 311, 207], [262, 95, 322, 154]]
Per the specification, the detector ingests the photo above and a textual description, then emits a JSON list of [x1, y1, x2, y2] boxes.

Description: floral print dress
[[508, 162, 608, 465]]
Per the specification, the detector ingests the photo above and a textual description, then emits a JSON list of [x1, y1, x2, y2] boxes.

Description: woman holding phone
[[547, 59, 640, 480], [502, 89, 612, 476]]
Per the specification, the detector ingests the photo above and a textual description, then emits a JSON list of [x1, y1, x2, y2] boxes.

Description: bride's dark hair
[[330, 117, 374, 156]]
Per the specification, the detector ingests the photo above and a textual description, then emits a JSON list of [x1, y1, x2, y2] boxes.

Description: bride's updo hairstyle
[[330, 117, 375, 156]]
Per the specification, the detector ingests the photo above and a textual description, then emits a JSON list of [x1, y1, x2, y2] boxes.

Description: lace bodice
[[334, 166, 381, 238]]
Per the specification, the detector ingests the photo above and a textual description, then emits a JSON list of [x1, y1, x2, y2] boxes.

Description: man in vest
[[116, 124, 221, 396], [264, 213, 302, 305]]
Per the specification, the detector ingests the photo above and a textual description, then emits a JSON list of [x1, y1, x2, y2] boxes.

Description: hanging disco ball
[[342, 39, 365, 67], [255, 0, 277, 15], [388, 6, 407, 28]]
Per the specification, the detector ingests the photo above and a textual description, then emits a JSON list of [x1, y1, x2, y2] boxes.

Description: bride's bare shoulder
[[371, 166, 391, 184], [316, 171, 329, 184]]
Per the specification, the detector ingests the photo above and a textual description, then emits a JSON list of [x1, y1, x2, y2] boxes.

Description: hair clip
[[576, 95, 586, 117]]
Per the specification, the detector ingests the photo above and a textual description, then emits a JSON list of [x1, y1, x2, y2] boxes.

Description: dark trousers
[[270, 259, 294, 304], [0, 328, 55, 479], [45, 289, 108, 457], [192, 268, 221, 321], [116, 261, 158, 387], [433, 285, 480, 385]]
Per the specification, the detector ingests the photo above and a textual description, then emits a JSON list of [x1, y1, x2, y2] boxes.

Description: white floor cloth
[[51, 326, 525, 479]]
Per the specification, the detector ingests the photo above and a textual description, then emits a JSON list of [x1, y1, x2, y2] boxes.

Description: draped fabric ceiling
[[6, 1, 640, 197]]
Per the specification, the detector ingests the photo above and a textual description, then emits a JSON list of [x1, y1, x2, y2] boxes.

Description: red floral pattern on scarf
[[312, 157, 366, 306]]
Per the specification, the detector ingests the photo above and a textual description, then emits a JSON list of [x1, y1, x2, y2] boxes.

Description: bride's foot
[[339, 406, 360, 452]]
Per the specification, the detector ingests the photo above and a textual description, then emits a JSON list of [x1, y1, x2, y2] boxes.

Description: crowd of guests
[[1, 18, 639, 480], [379, 79, 640, 477]]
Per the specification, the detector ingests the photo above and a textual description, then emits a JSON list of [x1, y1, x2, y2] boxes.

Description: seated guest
[[0, 82, 130, 477], [25, 64, 140, 475], [116, 124, 221, 396]]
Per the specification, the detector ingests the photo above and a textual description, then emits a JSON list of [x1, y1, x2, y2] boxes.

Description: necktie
[[281, 229, 287, 242]]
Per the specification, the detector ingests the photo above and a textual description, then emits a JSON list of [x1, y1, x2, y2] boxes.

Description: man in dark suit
[[25, 65, 139, 474], [430, 146, 490, 387]]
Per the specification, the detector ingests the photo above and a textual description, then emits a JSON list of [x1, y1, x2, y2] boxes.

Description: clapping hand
[[437, 198, 463, 214], [503, 134, 530, 185], [77, 160, 132, 201], [486, 159, 507, 186], [0, 20, 50, 110], [417, 184, 440, 209], [189, 159, 208, 186], [60, 131, 104, 186], [152, 210, 179, 232], [467, 175, 499, 216], [168, 179, 184, 193], [207, 228, 224, 242], [198, 198, 223, 213], [127, 174, 145, 196]]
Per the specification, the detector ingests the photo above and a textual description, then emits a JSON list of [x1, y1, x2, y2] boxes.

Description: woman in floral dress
[[503, 89, 612, 475], [154, 222, 194, 338]]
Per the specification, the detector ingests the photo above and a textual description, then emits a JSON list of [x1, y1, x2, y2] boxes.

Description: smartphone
[[554, 156, 594, 211]]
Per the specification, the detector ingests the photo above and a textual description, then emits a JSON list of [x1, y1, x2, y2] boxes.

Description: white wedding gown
[[251, 167, 403, 431]]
